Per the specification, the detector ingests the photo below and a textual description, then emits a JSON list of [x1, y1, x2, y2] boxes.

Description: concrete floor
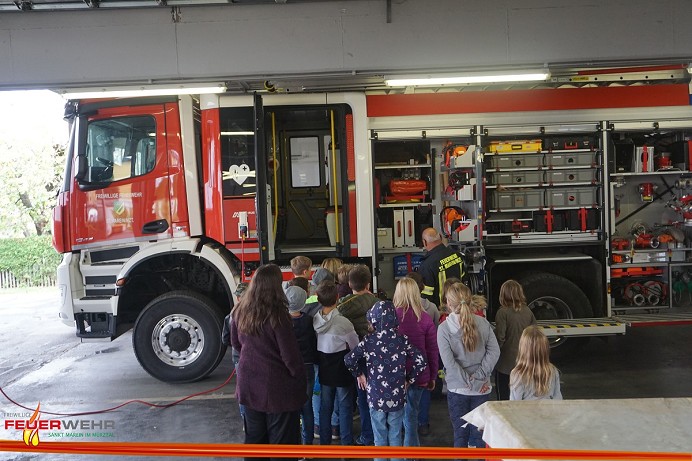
[[1, 288, 691, 460]]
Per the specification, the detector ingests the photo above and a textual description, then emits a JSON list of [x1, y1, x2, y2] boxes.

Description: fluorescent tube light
[[221, 131, 255, 136], [385, 71, 550, 87], [59, 84, 227, 100]]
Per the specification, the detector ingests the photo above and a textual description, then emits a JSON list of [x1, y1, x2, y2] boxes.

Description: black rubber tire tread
[[519, 272, 594, 319], [519, 272, 593, 358], [132, 290, 225, 383]]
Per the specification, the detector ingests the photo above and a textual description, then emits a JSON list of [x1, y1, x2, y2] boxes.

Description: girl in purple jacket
[[393, 277, 439, 447]]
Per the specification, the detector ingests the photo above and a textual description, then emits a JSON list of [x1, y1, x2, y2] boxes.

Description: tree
[[0, 140, 66, 237]]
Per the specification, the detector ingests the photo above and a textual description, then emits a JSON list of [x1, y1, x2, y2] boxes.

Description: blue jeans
[[403, 385, 425, 446], [319, 384, 354, 445], [312, 367, 339, 433], [356, 385, 373, 444], [418, 388, 431, 426], [300, 364, 316, 444], [369, 408, 404, 461], [447, 391, 489, 449]]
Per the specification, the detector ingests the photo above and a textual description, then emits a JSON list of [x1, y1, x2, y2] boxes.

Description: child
[[321, 257, 344, 278], [406, 271, 441, 327], [336, 264, 353, 300], [338, 264, 379, 446], [439, 277, 462, 322], [344, 300, 427, 461], [405, 271, 441, 436], [283, 255, 313, 289], [338, 264, 379, 339], [510, 325, 562, 400], [312, 280, 359, 446], [437, 282, 499, 450], [494, 279, 537, 400], [392, 277, 438, 448], [470, 294, 487, 318], [285, 285, 318, 444], [288, 276, 310, 294], [303, 268, 335, 316]]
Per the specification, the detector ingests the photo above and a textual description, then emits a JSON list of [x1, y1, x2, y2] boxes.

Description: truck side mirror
[[75, 154, 88, 183]]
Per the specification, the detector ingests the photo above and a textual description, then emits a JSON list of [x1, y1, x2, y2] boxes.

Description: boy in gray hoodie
[[312, 280, 359, 446]]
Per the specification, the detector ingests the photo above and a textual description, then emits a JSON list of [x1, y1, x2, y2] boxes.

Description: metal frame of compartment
[[483, 125, 604, 245]]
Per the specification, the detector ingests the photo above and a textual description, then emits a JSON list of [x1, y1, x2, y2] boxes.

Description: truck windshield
[[85, 116, 156, 184]]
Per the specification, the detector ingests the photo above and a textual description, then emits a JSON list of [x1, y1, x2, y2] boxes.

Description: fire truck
[[53, 77, 692, 382]]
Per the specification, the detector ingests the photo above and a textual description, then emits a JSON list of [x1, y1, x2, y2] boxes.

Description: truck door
[[71, 103, 172, 249], [254, 93, 272, 263]]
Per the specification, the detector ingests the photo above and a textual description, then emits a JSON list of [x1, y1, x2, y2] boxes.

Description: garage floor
[[1, 288, 691, 460]]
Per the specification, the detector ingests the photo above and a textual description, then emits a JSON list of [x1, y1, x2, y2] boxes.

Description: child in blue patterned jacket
[[344, 300, 427, 461]]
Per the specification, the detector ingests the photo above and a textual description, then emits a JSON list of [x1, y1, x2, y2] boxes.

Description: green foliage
[[0, 236, 61, 286], [0, 132, 66, 238]]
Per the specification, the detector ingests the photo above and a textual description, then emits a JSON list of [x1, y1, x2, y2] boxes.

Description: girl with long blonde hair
[[439, 277, 461, 317], [494, 279, 537, 400], [510, 325, 562, 400], [437, 282, 499, 450], [392, 277, 439, 448]]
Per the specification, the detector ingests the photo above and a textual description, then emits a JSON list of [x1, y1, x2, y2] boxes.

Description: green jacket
[[337, 292, 379, 340]]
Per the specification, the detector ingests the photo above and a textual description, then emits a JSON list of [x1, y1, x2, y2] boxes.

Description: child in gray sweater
[[437, 282, 499, 450]]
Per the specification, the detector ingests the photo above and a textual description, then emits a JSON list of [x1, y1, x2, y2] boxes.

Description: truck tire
[[132, 290, 226, 383], [519, 272, 593, 354]]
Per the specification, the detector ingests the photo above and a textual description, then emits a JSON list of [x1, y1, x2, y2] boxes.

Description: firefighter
[[419, 228, 464, 307]]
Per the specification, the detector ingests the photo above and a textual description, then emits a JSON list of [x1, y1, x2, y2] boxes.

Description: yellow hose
[[330, 110, 340, 244]]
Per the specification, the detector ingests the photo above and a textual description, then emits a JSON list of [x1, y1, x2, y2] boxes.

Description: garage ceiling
[[0, 0, 321, 11]]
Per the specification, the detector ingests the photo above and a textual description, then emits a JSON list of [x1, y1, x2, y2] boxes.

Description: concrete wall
[[0, 0, 690, 90]]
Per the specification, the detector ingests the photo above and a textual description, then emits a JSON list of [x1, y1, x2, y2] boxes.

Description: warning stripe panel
[[540, 322, 622, 329], [533, 318, 625, 337]]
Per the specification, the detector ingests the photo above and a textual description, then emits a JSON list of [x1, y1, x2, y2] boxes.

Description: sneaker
[[314, 425, 320, 439], [355, 436, 372, 446], [418, 424, 430, 436], [331, 426, 340, 440]]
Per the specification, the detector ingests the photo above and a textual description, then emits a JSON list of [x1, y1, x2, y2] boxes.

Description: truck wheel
[[519, 272, 593, 352], [132, 290, 226, 383]]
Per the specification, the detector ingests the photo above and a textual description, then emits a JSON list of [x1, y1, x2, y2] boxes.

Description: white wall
[[0, 0, 690, 89]]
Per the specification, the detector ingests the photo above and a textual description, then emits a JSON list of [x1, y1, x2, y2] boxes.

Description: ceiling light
[[385, 70, 550, 87], [58, 83, 227, 100], [221, 131, 254, 136]]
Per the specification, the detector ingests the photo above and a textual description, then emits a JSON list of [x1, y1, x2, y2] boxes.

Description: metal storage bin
[[514, 190, 544, 208], [492, 171, 544, 185], [513, 171, 544, 184], [546, 169, 597, 184], [547, 187, 599, 207], [489, 153, 543, 169], [491, 192, 514, 209], [546, 151, 596, 167], [491, 173, 514, 185], [491, 190, 544, 209]]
